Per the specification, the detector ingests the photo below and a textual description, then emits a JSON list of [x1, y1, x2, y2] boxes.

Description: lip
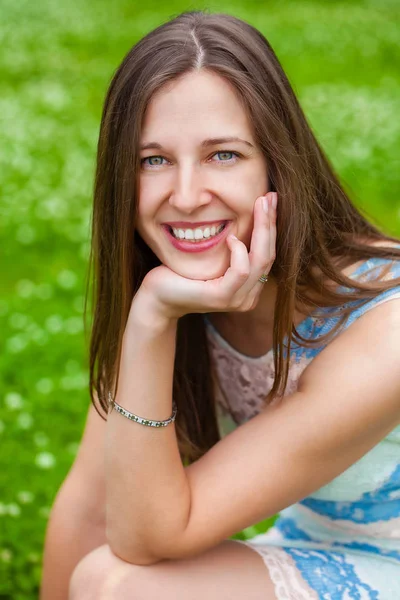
[[162, 221, 231, 253]]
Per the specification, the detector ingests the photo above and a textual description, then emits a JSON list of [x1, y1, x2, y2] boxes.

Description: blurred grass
[[0, 0, 399, 597]]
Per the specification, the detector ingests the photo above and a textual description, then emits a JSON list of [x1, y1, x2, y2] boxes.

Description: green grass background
[[1, 0, 399, 597]]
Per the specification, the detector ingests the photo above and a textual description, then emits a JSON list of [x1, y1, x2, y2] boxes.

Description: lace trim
[[237, 541, 319, 600], [293, 503, 400, 540]]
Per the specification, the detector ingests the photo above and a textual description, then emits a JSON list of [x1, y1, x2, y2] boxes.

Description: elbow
[[105, 495, 192, 564], [113, 548, 164, 566], [106, 524, 164, 566], [147, 528, 197, 562], [106, 528, 191, 564], [106, 529, 192, 564]]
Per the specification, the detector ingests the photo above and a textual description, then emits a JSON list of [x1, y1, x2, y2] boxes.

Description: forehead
[[141, 70, 254, 141]]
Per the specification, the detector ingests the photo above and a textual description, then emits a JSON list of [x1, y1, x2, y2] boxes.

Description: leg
[[69, 540, 277, 600]]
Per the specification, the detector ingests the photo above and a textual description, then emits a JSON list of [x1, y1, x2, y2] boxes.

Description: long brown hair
[[85, 10, 400, 464]]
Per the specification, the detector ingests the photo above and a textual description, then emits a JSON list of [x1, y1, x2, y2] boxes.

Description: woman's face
[[136, 70, 269, 280]]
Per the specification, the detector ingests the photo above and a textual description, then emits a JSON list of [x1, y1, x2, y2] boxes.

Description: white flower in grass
[[7, 335, 28, 353], [4, 392, 24, 410], [36, 378, 54, 394], [65, 317, 83, 334], [16, 224, 36, 244], [9, 312, 29, 329], [17, 412, 33, 429], [35, 452, 55, 469], [45, 315, 63, 333], [39, 196, 67, 220], [34, 432, 49, 447], [30, 329, 49, 346], [17, 491, 34, 504], [16, 279, 35, 298], [7, 503, 21, 517], [57, 269, 77, 289], [60, 372, 87, 390], [0, 549, 12, 562], [42, 82, 68, 110]]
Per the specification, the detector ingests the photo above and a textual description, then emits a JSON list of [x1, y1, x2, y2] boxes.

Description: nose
[[168, 164, 212, 214]]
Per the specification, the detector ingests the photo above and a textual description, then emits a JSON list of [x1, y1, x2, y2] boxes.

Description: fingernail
[[262, 196, 269, 214], [271, 192, 277, 210]]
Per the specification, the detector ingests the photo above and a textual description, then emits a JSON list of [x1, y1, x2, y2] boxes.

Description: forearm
[[40, 486, 106, 600], [105, 305, 191, 563]]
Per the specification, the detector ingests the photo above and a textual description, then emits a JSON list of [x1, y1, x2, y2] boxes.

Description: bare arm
[[40, 473, 106, 600], [105, 304, 190, 565], [106, 295, 400, 564], [40, 402, 107, 600]]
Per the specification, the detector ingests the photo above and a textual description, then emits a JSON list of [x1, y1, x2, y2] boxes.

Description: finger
[[248, 192, 275, 283], [268, 192, 277, 263], [221, 233, 251, 296]]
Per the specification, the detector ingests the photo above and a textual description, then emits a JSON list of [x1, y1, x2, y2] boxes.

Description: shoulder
[[340, 240, 400, 327], [299, 294, 400, 397], [294, 241, 400, 375], [296, 296, 400, 461], [310, 240, 400, 333]]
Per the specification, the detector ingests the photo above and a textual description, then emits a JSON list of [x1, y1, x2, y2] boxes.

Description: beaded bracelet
[[108, 392, 177, 427]]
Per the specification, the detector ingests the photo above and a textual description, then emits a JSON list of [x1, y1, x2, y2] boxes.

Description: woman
[[42, 10, 400, 600]]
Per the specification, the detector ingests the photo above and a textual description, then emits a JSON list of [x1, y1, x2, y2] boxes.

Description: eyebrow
[[139, 137, 255, 151]]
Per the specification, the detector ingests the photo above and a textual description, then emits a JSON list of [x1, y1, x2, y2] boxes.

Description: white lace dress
[[204, 255, 400, 599]]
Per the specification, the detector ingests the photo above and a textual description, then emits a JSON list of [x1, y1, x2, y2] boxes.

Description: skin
[[135, 69, 400, 337], [136, 69, 277, 329], [68, 70, 400, 600]]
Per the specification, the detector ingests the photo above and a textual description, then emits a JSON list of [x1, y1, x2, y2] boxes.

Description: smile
[[162, 221, 231, 253], [171, 222, 226, 241]]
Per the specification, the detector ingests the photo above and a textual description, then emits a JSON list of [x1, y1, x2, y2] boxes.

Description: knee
[[68, 544, 113, 600]]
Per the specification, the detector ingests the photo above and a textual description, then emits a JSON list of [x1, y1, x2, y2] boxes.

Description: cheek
[[136, 189, 154, 233], [137, 176, 165, 223], [136, 222, 157, 254], [135, 211, 155, 255], [134, 205, 145, 237]]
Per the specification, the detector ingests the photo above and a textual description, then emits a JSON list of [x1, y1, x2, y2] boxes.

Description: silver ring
[[258, 273, 269, 284]]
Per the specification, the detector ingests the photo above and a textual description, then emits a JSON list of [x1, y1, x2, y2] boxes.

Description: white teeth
[[171, 223, 225, 242]]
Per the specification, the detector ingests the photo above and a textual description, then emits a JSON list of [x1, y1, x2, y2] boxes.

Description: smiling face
[[136, 70, 269, 280]]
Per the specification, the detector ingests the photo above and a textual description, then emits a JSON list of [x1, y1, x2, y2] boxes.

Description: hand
[[131, 192, 277, 324]]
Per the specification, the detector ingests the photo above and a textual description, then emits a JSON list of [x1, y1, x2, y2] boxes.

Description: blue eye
[[212, 151, 239, 162], [141, 156, 166, 167]]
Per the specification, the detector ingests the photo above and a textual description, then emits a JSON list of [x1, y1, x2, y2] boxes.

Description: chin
[[168, 260, 228, 281]]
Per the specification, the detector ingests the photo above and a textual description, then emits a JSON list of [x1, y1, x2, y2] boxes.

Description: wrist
[[127, 291, 177, 335]]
